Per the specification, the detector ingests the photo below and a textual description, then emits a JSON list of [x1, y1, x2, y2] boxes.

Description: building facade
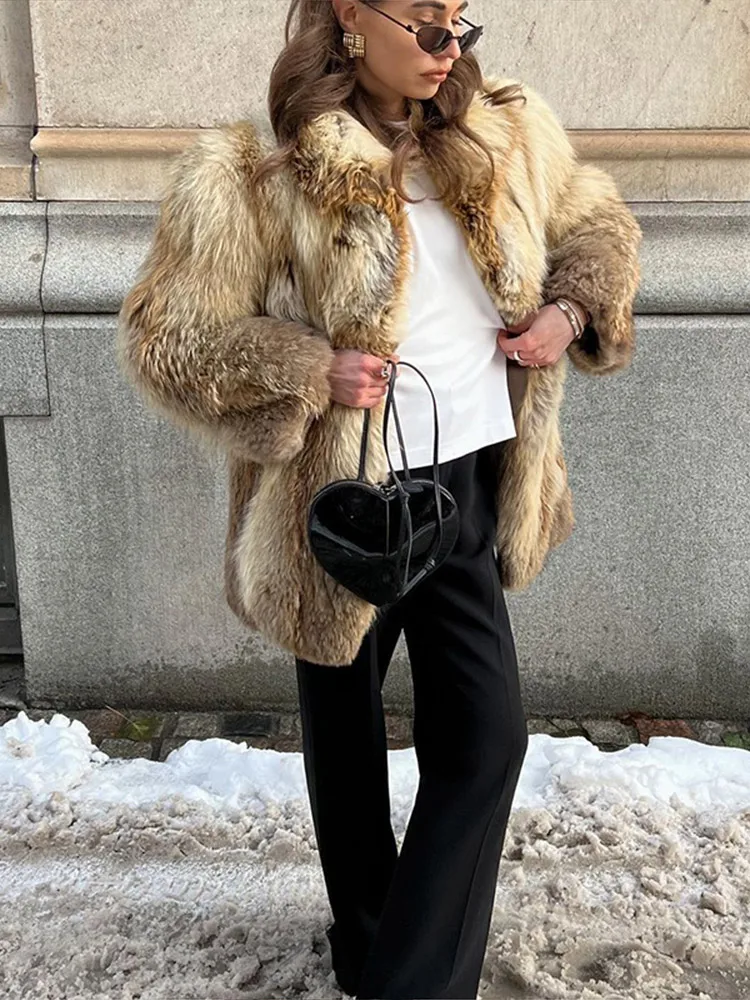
[[1, 0, 749, 716]]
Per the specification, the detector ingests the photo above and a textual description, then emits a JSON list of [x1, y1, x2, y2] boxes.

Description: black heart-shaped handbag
[[307, 360, 460, 607]]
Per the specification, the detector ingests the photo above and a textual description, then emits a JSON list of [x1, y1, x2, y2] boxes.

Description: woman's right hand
[[327, 349, 400, 408]]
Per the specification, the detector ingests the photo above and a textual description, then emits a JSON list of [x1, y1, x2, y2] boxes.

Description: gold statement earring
[[343, 31, 366, 58]]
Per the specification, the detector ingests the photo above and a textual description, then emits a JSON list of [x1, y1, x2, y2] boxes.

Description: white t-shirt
[[385, 167, 517, 473]]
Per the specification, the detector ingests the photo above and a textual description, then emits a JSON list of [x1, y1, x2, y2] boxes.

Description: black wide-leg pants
[[295, 443, 529, 1000]]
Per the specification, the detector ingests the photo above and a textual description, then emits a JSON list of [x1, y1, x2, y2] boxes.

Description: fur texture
[[116, 75, 642, 666]]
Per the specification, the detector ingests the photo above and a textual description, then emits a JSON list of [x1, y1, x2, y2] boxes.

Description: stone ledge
[[0, 202, 46, 314], [3, 707, 749, 759], [577, 130, 750, 202], [42, 202, 154, 314], [27, 127, 750, 202], [11, 200, 747, 316], [575, 130, 750, 159], [6, 309, 750, 715], [636, 202, 750, 313], [31, 128, 197, 202], [0, 127, 34, 201], [3, 198, 749, 317]]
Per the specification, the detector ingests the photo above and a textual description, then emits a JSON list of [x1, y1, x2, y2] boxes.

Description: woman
[[116, 1, 642, 997]]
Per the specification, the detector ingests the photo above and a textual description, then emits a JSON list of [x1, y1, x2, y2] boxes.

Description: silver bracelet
[[553, 297, 585, 340]]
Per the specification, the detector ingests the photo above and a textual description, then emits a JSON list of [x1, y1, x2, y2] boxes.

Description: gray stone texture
[[27, 0, 750, 129], [515, 313, 750, 719], [582, 719, 639, 748], [0, 127, 34, 201], [34, 202, 750, 319], [0, 315, 49, 416], [3, 178, 750, 716], [99, 738, 153, 760], [548, 719, 588, 737], [686, 719, 740, 746], [637, 203, 750, 314], [6, 706, 749, 760], [0, 0, 35, 199], [4, 306, 750, 718], [0, 0, 36, 127], [525, 718, 556, 736], [43, 203, 156, 314], [173, 712, 222, 740], [4, 314, 294, 709], [0, 202, 46, 313]]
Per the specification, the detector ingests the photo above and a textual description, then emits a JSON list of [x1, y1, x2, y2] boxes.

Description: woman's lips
[[422, 71, 448, 81]]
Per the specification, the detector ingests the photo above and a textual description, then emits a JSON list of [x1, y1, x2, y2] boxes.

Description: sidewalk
[[3, 655, 750, 760]]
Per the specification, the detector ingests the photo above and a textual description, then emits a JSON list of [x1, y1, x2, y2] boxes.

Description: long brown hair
[[251, 0, 525, 207]]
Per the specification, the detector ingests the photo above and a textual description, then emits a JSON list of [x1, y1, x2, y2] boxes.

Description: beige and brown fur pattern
[[116, 75, 642, 666]]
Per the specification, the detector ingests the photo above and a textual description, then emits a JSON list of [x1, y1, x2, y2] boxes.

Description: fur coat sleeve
[[115, 125, 335, 465], [518, 83, 643, 375]]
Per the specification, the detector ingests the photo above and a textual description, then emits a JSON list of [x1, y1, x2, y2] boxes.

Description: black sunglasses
[[364, 4, 484, 56]]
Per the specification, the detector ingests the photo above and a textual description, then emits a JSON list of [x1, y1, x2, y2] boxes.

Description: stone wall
[[1, 0, 749, 715]]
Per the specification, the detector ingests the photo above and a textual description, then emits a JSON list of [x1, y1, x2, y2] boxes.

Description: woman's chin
[[406, 77, 444, 98]]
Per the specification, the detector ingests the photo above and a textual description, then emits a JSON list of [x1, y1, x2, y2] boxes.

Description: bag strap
[[357, 360, 440, 487], [356, 360, 446, 595], [356, 368, 410, 479], [389, 379, 411, 478], [357, 408, 371, 480], [381, 361, 440, 488], [384, 361, 445, 589]]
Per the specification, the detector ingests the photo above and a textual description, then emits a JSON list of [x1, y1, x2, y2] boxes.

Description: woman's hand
[[328, 349, 400, 408], [496, 300, 587, 367]]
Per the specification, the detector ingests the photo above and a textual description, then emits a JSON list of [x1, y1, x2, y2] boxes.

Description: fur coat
[[116, 75, 642, 666]]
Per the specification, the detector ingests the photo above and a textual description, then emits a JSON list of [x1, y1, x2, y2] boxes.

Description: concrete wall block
[[30, 127, 750, 204], [0, 202, 46, 314], [0, 315, 49, 416], [0, 127, 34, 201], [512, 313, 750, 718], [5, 315, 291, 709], [38, 201, 750, 317], [27, 0, 750, 129], [0, 0, 36, 127], [636, 203, 750, 314], [4, 315, 750, 717], [43, 202, 156, 314]]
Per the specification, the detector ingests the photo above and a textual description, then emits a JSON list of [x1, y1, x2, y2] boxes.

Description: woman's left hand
[[496, 302, 580, 368]]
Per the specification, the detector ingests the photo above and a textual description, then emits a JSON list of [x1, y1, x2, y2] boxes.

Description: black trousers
[[295, 443, 529, 1000]]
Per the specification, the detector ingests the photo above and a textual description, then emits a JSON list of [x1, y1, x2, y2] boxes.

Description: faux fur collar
[[289, 75, 521, 213], [281, 74, 544, 327]]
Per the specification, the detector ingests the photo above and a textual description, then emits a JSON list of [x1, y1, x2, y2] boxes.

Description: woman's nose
[[442, 35, 462, 60]]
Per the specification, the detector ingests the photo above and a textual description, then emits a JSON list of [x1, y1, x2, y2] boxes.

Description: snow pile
[[1, 710, 749, 999]]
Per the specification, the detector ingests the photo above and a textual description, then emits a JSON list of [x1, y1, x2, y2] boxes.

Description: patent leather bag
[[307, 360, 460, 607]]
